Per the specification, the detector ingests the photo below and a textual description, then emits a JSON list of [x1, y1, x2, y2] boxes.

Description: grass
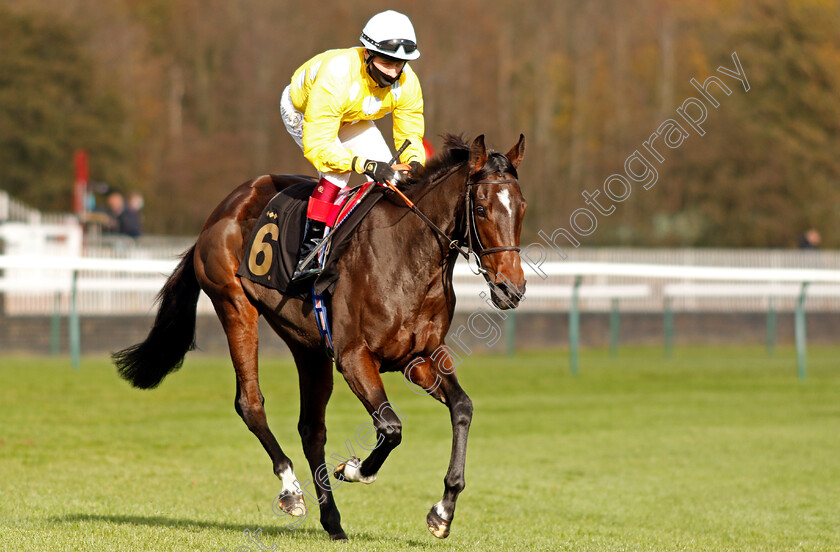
[[1, 346, 839, 551]]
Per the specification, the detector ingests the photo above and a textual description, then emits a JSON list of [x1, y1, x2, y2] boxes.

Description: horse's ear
[[505, 134, 526, 169], [469, 135, 487, 175]]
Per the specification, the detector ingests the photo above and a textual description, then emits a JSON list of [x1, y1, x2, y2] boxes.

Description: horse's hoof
[[333, 457, 376, 484], [426, 508, 451, 539], [329, 531, 348, 541], [275, 492, 307, 517]]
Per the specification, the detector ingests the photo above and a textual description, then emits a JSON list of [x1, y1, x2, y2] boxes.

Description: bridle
[[390, 170, 521, 279], [464, 176, 521, 262]]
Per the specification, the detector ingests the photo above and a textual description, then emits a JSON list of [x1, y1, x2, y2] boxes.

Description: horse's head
[[465, 134, 527, 309]]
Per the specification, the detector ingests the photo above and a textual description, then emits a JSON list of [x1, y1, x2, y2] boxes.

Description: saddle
[[236, 178, 387, 301]]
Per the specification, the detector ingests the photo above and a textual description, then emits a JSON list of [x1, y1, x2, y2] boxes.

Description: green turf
[[1, 346, 839, 551]]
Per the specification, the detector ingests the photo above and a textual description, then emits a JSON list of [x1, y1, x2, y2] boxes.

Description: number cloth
[[236, 177, 390, 300]]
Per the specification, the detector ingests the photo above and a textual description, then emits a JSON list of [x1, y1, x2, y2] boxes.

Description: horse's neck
[[389, 166, 467, 280], [409, 166, 467, 240]]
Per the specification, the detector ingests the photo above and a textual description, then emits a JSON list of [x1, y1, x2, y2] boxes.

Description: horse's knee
[[375, 420, 402, 449], [453, 395, 473, 426], [236, 396, 267, 428], [371, 401, 404, 448]]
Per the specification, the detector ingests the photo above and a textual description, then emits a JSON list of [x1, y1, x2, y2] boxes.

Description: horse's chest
[[380, 295, 450, 359]]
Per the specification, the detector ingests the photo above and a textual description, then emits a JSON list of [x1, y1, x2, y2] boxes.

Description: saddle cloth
[[236, 178, 387, 300]]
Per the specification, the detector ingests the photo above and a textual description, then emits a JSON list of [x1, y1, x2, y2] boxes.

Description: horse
[[112, 133, 527, 541]]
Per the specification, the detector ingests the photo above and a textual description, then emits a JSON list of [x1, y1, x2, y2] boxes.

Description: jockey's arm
[[392, 70, 426, 166], [301, 84, 362, 175]]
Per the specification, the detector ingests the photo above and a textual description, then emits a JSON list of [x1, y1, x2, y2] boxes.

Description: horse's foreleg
[[216, 298, 306, 517], [289, 343, 347, 540], [334, 344, 402, 483], [404, 355, 473, 539]]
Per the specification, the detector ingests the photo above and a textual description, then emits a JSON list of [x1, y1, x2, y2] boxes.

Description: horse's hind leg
[[288, 342, 347, 540], [404, 355, 473, 539], [215, 298, 306, 517]]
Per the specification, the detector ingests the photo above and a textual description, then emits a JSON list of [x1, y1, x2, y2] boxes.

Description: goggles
[[361, 33, 417, 54]]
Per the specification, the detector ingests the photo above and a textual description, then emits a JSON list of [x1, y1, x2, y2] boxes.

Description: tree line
[[1, 0, 838, 247]]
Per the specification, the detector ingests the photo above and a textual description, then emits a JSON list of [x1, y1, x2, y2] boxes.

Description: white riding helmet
[[360, 10, 420, 61]]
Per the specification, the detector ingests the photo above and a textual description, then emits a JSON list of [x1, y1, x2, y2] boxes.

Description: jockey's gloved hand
[[408, 161, 423, 174], [363, 160, 396, 183]]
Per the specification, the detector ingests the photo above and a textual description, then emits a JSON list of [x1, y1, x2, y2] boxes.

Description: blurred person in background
[[124, 192, 144, 237], [103, 191, 125, 235], [280, 9, 426, 280], [798, 228, 821, 250], [104, 190, 142, 238]]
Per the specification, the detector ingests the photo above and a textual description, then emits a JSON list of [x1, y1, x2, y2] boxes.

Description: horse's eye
[[475, 205, 487, 218]]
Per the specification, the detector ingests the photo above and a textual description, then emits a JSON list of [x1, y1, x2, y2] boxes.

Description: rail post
[[795, 282, 809, 381], [609, 298, 620, 357], [69, 269, 80, 370], [664, 296, 674, 358], [766, 296, 776, 357], [569, 275, 582, 375]]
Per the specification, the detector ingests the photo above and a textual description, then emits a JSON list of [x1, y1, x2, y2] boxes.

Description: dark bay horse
[[113, 134, 527, 540]]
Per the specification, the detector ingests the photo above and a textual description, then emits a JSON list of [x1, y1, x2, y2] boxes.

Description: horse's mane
[[401, 134, 518, 195]]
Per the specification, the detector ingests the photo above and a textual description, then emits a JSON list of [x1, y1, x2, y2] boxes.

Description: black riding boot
[[292, 218, 327, 280]]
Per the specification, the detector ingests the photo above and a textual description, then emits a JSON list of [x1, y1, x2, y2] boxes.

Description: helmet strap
[[365, 51, 403, 88]]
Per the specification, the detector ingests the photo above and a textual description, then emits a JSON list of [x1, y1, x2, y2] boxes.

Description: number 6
[[248, 223, 279, 276]]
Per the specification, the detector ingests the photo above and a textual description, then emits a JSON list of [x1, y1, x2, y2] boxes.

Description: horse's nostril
[[491, 281, 522, 308]]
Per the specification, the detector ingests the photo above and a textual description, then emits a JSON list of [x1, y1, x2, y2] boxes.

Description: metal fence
[[2, 232, 840, 315], [462, 247, 840, 313], [3, 232, 840, 378]]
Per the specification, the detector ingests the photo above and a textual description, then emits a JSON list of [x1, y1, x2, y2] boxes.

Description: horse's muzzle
[[490, 280, 525, 310]]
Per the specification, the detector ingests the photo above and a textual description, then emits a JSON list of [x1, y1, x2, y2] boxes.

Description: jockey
[[281, 9, 427, 280]]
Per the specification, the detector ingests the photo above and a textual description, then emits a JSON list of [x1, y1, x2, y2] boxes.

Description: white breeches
[[281, 85, 392, 188]]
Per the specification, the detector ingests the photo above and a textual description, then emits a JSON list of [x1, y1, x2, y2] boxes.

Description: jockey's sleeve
[[301, 74, 356, 175], [392, 67, 426, 166]]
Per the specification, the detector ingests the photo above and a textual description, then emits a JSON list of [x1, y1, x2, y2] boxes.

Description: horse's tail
[[113, 245, 200, 389]]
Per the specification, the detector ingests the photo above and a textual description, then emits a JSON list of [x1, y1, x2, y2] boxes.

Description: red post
[[73, 150, 88, 216]]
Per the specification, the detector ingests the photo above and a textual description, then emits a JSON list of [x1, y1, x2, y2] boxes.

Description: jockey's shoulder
[[299, 47, 418, 91], [299, 48, 364, 82]]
